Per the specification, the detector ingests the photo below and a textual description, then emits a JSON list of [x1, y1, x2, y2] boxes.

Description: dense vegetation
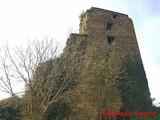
[[0, 38, 159, 119]]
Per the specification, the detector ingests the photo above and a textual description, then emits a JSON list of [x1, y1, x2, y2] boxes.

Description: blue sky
[[0, 0, 160, 105]]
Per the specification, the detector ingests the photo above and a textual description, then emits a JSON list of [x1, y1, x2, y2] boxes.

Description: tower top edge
[[88, 7, 129, 17]]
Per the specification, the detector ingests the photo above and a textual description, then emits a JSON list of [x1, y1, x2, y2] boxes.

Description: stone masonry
[[63, 7, 152, 119]]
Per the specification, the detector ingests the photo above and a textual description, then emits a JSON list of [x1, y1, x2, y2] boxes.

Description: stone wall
[[80, 7, 136, 37], [63, 7, 152, 119], [79, 7, 142, 61]]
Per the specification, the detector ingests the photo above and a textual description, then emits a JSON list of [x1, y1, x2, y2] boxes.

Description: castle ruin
[[63, 7, 152, 119]]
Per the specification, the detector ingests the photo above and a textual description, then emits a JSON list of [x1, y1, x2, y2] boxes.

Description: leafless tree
[[92, 42, 127, 120], [0, 38, 57, 97], [100, 50, 125, 120], [0, 38, 78, 119]]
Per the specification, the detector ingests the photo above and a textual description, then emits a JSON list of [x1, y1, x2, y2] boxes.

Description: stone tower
[[63, 7, 152, 119], [79, 7, 141, 60]]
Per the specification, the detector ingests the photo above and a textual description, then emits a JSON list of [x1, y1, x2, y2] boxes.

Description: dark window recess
[[106, 22, 113, 30], [113, 14, 117, 18], [107, 36, 114, 44]]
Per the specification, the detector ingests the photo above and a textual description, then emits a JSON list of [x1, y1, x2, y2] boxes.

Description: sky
[[0, 0, 160, 105]]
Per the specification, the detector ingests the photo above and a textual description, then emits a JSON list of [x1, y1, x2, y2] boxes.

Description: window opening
[[113, 14, 117, 18], [107, 36, 114, 45], [106, 22, 113, 30]]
